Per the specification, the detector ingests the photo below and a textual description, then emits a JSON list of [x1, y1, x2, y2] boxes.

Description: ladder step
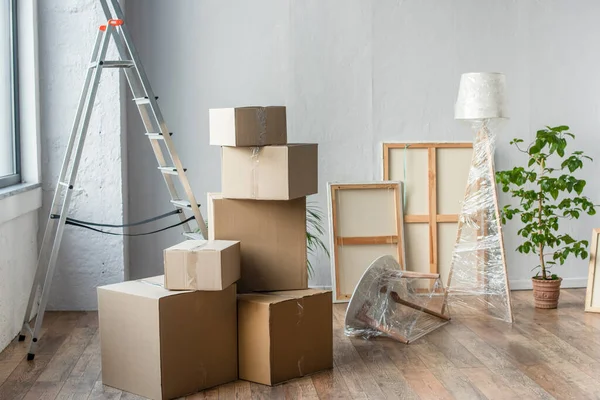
[[23, 323, 33, 336], [58, 182, 73, 189], [145, 132, 173, 140], [171, 200, 200, 209], [134, 97, 151, 105], [183, 232, 204, 240], [90, 60, 135, 69], [158, 166, 187, 175]]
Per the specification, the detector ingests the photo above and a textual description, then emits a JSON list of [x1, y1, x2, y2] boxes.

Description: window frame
[[0, 0, 20, 189]]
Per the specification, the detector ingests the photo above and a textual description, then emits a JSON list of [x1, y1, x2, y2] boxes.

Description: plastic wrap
[[445, 119, 513, 322], [345, 255, 450, 344]]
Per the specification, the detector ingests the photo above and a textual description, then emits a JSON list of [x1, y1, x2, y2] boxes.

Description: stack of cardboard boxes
[[97, 106, 333, 400]]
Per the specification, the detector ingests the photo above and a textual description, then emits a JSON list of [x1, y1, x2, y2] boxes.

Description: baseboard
[[509, 277, 588, 290]]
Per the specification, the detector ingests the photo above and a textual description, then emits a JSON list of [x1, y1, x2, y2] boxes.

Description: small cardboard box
[[164, 240, 240, 291], [208, 193, 307, 292], [209, 106, 287, 147], [221, 144, 318, 200], [98, 276, 237, 400], [238, 289, 333, 386]]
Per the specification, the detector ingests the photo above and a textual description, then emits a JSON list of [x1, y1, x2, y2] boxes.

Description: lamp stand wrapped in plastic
[[344, 255, 450, 344], [444, 120, 514, 323]]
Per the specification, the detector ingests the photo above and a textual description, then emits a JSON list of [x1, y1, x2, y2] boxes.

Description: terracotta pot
[[531, 277, 562, 309]]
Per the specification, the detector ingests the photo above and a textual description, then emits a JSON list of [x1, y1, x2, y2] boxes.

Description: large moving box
[[209, 106, 287, 147], [98, 276, 237, 400], [208, 193, 307, 292], [221, 144, 318, 200], [238, 289, 333, 385], [164, 240, 240, 291]]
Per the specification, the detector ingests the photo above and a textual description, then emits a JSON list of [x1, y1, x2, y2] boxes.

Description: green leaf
[[574, 180, 585, 195], [528, 158, 536, 167], [550, 189, 559, 200], [554, 125, 569, 132], [529, 145, 541, 155]]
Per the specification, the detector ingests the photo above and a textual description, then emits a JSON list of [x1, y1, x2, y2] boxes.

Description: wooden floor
[[1, 289, 599, 399]]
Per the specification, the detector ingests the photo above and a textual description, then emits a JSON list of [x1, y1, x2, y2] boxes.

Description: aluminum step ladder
[[18, 0, 207, 360]]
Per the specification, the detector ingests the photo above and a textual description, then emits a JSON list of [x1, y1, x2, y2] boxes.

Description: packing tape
[[250, 146, 261, 199], [140, 279, 164, 288], [255, 107, 268, 146], [297, 355, 305, 376], [184, 242, 209, 288], [184, 252, 197, 288]]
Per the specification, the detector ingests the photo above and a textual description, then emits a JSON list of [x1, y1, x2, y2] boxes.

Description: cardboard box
[[221, 144, 318, 200], [98, 276, 237, 400], [238, 289, 333, 386], [208, 193, 307, 292], [209, 106, 287, 147], [164, 240, 240, 291]]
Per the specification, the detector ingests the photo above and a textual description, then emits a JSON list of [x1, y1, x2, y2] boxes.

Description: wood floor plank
[[441, 322, 514, 369], [461, 367, 520, 400], [1, 292, 600, 400], [87, 381, 122, 400], [311, 369, 352, 400], [401, 368, 453, 400], [249, 382, 283, 400], [0, 354, 52, 400], [282, 377, 319, 400], [487, 368, 554, 400], [423, 328, 483, 368], [234, 380, 251, 399], [331, 306, 388, 399], [351, 338, 418, 400], [520, 363, 592, 399], [429, 367, 486, 400], [21, 381, 64, 400], [36, 327, 96, 383]]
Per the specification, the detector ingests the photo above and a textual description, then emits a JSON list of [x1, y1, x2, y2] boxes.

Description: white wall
[[126, 0, 600, 288], [38, 0, 127, 309]]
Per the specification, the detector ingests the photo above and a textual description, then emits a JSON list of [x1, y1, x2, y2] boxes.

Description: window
[[0, 0, 19, 188]]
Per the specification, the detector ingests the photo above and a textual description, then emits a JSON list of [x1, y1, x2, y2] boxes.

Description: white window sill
[[0, 182, 42, 225]]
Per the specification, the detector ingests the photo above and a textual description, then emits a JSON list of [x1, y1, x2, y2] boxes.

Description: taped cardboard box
[[209, 106, 287, 147], [221, 144, 318, 200], [164, 240, 240, 291], [98, 276, 237, 400], [208, 193, 307, 292], [238, 289, 333, 386]]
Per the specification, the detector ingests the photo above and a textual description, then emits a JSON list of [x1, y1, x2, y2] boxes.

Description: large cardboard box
[[98, 276, 237, 400], [208, 193, 307, 292], [221, 144, 318, 200], [164, 240, 240, 291], [209, 106, 287, 147], [238, 289, 333, 386]]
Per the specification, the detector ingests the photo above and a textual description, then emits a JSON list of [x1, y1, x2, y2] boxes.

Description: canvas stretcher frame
[[328, 181, 405, 302], [585, 228, 600, 313], [382, 142, 472, 283]]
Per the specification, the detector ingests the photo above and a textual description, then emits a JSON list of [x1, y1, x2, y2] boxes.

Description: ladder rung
[[183, 232, 203, 240], [23, 323, 33, 336], [145, 132, 173, 140], [171, 200, 200, 209], [90, 60, 135, 69], [133, 97, 151, 105], [58, 182, 73, 189], [159, 166, 187, 175]]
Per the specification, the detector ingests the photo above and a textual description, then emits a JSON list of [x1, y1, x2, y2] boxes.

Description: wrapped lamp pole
[[444, 72, 514, 323]]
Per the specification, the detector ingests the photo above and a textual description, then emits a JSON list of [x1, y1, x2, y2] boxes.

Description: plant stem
[[538, 158, 546, 279]]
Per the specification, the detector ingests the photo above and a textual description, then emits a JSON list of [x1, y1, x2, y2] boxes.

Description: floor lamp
[[444, 72, 514, 323]]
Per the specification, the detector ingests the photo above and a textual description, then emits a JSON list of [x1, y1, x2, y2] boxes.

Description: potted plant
[[495, 125, 596, 309], [307, 202, 330, 279]]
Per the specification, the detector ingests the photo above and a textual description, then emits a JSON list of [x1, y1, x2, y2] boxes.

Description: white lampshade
[[455, 72, 507, 120]]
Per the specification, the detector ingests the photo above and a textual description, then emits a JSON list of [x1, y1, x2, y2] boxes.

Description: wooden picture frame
[[383, 142, 472, 283], [328, 182, 405, 302], [585, 228, 600, 313]]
